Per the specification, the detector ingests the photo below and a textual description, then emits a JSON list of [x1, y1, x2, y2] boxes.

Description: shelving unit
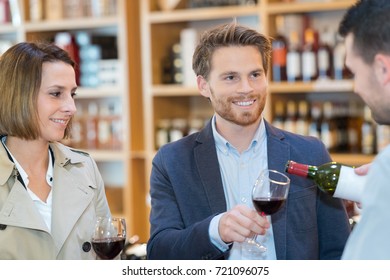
[[140, 0, 373, 239], [0, 0, 144, 240]]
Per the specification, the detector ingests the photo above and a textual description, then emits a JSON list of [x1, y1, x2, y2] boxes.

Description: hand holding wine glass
[[244, 169, 290, 254], [92, 216, 126, 260]]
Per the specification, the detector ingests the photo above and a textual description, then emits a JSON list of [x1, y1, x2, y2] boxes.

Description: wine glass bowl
[[92, 216, 126, 260], [244, 169, 290, 255]]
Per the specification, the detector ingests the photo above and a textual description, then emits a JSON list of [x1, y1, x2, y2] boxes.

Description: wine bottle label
[[334, 166, 366, 203]]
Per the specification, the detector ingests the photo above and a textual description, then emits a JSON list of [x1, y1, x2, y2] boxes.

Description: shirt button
[[241, 197, 247, 203]]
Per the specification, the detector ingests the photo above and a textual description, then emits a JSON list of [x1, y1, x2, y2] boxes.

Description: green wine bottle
[[285, 160, 365, 202]]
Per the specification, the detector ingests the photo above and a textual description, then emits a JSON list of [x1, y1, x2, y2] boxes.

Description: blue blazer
[[147, 120, 351, 260]]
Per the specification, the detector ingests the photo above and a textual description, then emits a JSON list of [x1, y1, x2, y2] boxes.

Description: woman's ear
[[197, 75, 210, 98], [374, 54, 390, 85]]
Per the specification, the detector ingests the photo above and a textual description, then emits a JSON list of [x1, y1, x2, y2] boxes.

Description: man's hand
[[354, 163, 372, 176], [218, 204, 270, 244]]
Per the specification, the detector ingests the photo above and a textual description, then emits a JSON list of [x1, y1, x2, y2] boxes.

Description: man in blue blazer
[[147, 22, 350, 260]]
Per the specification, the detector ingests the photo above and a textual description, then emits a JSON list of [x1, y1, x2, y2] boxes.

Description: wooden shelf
[[331, 153, 374, 166], [24, 16, 119, 32], [148, 5, 258, 23], [267, 0, 356, 14], [76, 87, 122, 99], [270, 80, 354, 93]]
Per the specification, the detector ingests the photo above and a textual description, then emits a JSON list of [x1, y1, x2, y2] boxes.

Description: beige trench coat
[[0, 141, 111, 259]]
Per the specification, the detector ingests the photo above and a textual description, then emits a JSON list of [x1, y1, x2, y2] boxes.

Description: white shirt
[[1, 137, 54, 232], [208, 116, 277, 260], [342, 144, 390, 259]]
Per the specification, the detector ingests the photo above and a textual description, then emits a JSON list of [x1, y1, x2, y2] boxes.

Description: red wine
[[92, 237, 125, 260], [253, 197, 286, 215]]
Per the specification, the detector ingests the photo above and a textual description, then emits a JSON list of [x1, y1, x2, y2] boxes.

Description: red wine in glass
[[92, 237, 126, 260], [92, 217, 126, 260], [252, 197, 286, 216]]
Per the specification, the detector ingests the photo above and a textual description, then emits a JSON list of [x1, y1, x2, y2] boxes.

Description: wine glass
[[244, 169, 290, 255], [92, 216, 126, 260]]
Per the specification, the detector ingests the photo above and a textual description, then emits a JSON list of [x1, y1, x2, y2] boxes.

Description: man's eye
[[225, 75, 235, 81]]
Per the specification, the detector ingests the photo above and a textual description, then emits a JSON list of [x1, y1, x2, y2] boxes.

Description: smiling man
[[147, 22, 351, 260]]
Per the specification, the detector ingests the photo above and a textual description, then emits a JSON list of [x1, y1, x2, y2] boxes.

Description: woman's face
[[37, 61, 77, 142]]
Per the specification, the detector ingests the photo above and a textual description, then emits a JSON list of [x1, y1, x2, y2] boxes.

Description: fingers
[[218, 205, 270, 244], [354, 163, 372, 175]]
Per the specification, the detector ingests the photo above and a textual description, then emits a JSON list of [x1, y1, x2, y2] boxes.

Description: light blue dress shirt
[[208, 115, 277, 260]]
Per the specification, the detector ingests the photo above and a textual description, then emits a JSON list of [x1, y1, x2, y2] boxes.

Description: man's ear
[[374, 53, 390, 85], [197, 75, 210, 98]]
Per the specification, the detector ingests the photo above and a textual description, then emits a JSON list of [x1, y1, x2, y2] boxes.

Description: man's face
[[345, 33, 390, 125], [197, 46, 268, 128]]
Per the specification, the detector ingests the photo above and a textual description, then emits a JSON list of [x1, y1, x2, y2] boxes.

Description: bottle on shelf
[[285, 160, 366, 202], [86, 102, 99, 150], [347, 101, 362, 153], [320, 101, 336, 151], [283, 100, 297, 133], [54, 32, 80, 85], [295, 100, 309, 136], [97, 103, 112, 150], [317, 27, 334, 80], [271, 15, 288, 82], [155, 119, 171, 149], [169, 118, 187, 142], [272, 100, 285, 130], [301, 27, 318, 82], [286, 30, 302, 83], [308, 102, 321, 139], [70, 103, 85, 149], [361, 105, 376, 155], [333, 34, 352, 80]]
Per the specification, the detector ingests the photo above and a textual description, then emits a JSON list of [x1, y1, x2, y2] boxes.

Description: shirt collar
[[1, 136, 54, 188], [211, 114, 267, 155]]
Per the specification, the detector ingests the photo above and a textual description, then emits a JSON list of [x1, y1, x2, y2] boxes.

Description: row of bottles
[[272, 100, 390, 155], [28, 0, 117, 21], [272, 15, 352, 83], [63, 102, 123, 150], [155, 117, 207, 149], [54, 31, 119, 88]]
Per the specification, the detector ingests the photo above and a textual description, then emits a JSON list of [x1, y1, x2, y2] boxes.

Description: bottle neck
[[286, 161, 317, 179]]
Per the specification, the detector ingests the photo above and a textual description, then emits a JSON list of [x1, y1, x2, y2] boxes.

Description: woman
[[0, 42, 111, 259]]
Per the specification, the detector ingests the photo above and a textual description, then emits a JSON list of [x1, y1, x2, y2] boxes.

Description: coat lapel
[[194, 122, 227, 214], [0, 180, 49, 232], [49, 143, 94, 255], [265, 121, 290, 260]]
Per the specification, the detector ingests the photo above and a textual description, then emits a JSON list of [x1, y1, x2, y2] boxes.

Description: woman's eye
[[71, 92, 77, 98], [51, 92, 61, 97]]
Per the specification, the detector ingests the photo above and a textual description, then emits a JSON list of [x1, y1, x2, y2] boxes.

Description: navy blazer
[[147, 120, 351, 260]]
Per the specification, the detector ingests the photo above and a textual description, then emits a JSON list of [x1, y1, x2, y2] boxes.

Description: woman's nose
[[64, 95, 77, 115]]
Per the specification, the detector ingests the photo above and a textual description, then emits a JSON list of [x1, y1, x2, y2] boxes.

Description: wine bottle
[[285, 160, 366, 202]]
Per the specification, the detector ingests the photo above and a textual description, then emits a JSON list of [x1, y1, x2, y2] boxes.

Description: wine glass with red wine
[[244, 169, 290, 255], [92, 216, 126, 260]]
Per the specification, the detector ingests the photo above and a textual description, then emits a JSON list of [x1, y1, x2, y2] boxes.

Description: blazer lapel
[[265, 121, 290, 260], [194, 122, 227, 214]]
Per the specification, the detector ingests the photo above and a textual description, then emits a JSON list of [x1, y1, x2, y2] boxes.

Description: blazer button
[[0, 224, 7, 230], [82, 242, 92, 252]]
